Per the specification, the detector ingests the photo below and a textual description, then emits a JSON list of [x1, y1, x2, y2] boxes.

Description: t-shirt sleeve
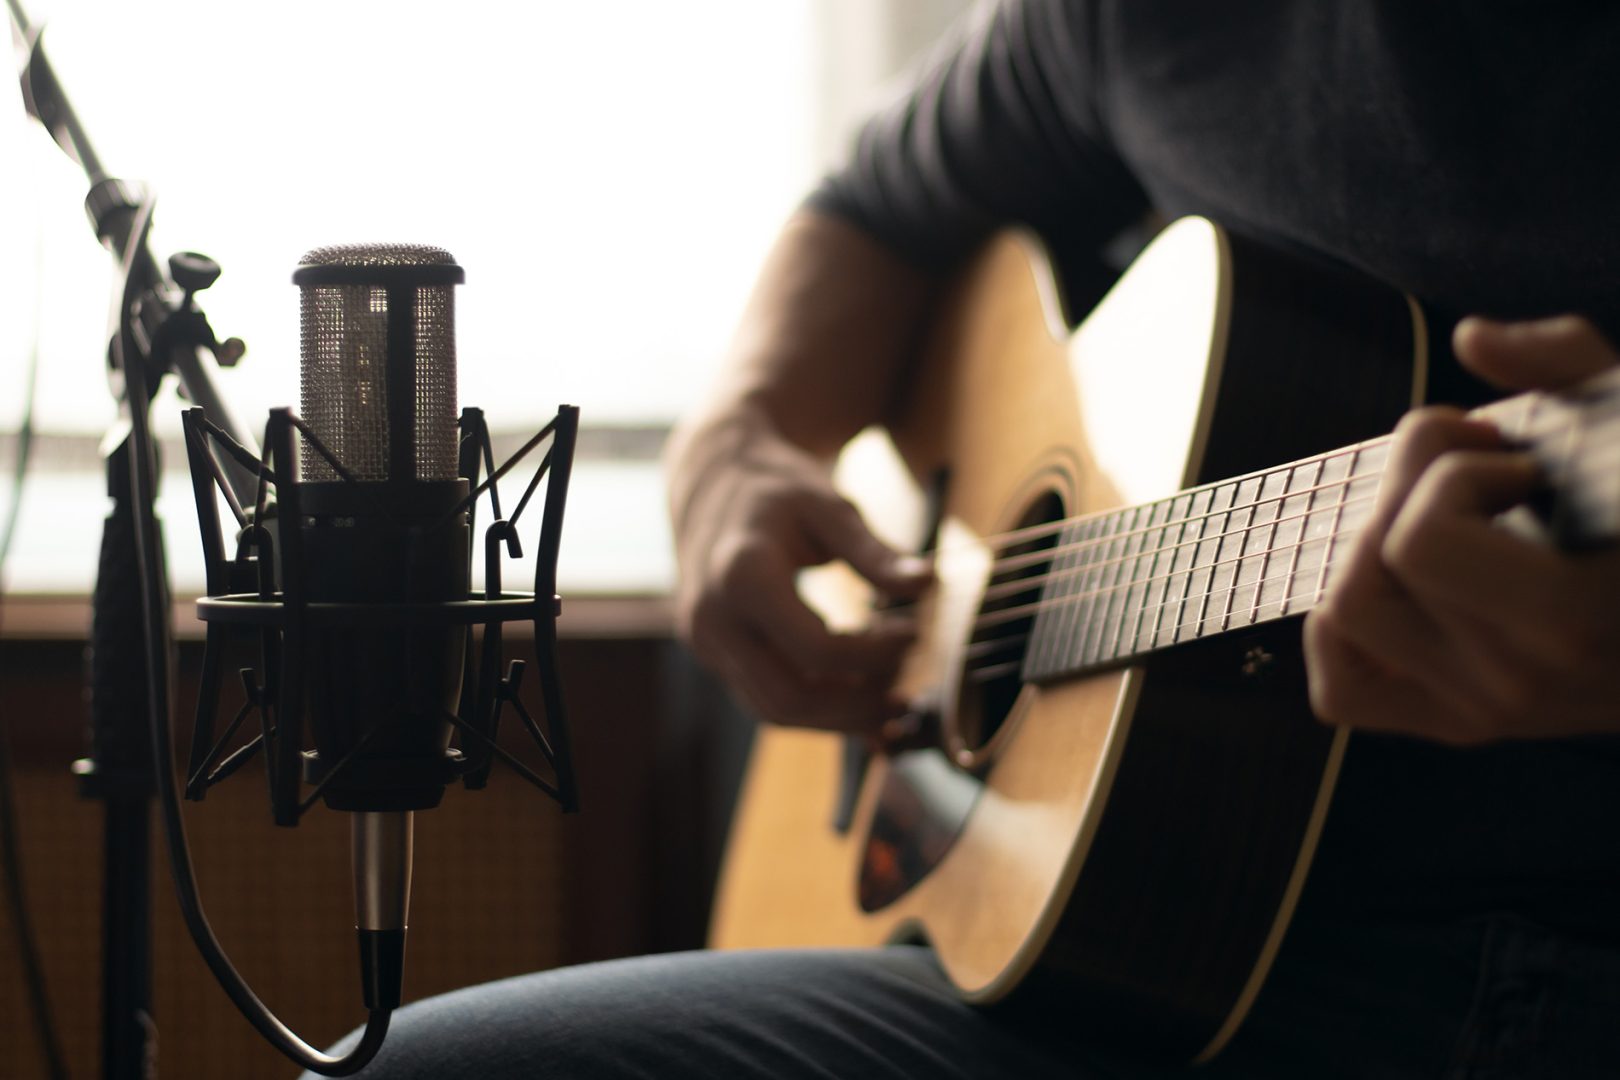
[[807, 0, 1148, 272]]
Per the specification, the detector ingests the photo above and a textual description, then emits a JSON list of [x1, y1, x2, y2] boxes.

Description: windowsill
[[0, 445, 677, 640], [0, 590, 675, 641]]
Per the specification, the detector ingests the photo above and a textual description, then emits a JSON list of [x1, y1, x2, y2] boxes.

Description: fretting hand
[[1304, 315, 1620, 744]]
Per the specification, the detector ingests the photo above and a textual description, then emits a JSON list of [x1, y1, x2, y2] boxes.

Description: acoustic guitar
[[707, 217, 1620, 1062]]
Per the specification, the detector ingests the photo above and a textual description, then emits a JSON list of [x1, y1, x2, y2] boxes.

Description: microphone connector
[[352, 810, 412, 1011]]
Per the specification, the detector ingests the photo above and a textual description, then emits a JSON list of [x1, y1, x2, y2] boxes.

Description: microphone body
[[294, 242, 469, 813], [292, 243, 470, 1008], [298, 479, 468, 813]]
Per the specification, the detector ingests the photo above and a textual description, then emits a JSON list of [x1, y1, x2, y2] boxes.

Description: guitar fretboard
[[1003, 375, 1620, 685], [1016, 440, 1388, 682]]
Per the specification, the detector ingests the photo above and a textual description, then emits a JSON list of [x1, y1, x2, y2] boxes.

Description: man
[[325, 3, 1620, 1075]]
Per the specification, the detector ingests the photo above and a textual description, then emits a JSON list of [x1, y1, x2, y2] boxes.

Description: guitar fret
[[1032, 518, 1085, 678], [1278, 460, 1323, 617], [1249, 471, 1289, 623], [1122, 503, 1161, 658], [1083, 510, 1127, 666], [1062, 514, 1101, 676], [1061, 515, 1102, 672], [1075, 511, 1114, 663], [1206, 483, 1240, 636], [1137, 500, 1175, 654], [1177, 492, 1205, 645], [1229, 476, 1265, 622], [1348, 441, 1388, 513], [1043, 516, 1088, 678], [1010, 369, 1617, 682], [1105, 504, 1149, 662], [1312, 447, 1357, 604], [1184, 488, 1218, 641], [1025, 524, 1057, 681], [1088, 512, 1126, 664], [1156, 495, 1197, 649]]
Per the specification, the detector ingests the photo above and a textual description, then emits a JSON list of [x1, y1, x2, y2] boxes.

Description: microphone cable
[[115, 201, 392, 1076], [6, 5, 389, 1067], [0, 230, 69, 1080]]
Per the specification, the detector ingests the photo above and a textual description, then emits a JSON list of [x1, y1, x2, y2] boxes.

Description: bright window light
[[0, 0, 969, 599], [0, 0, 817, 438]]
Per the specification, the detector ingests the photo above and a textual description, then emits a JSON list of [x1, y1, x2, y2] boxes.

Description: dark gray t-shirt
[[811, 0, 1620, 941]]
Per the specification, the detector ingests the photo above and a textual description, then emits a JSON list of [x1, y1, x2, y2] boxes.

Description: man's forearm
[[660, 210, 941, 733], [675, 210, 943, 460]]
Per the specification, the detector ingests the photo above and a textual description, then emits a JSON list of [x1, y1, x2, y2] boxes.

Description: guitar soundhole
[[955, 490, 1066, 753], [857, 490, 1067, 913]]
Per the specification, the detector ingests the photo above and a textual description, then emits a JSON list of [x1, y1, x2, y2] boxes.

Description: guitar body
[[710, 218, 1426, 1061]]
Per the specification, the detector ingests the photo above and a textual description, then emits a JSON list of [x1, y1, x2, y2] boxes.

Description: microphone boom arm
[[7, 0, 260, 502], [8, 2, 386, 1072]]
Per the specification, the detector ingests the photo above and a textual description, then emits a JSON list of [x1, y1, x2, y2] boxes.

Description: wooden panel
[[0, 633, 742, 1079], [0, 713, 567, 1080]]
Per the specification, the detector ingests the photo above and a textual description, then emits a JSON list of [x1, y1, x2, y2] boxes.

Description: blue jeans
[[306, 912, 1620, 1078]]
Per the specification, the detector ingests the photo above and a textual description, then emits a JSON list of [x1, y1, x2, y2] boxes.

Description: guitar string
[[957, 521, 1373, 677], [926, 434, 1392, 559], [966, 519, 1368, 637], [882, 486, 1380, 620], [961, 404, 1620, 673], [959, 550, 1338, 674], [913, 386, 1620, 682], [938, 407, 1608, 589], [958, 542, 1366, 684], [874, 506, 1374, 675], [970, 475, 1371, 584], [960, 554, 1347, 682], [929, 454, 1388, 586], [978, 420, 1620, 591], [973, 488, 1379, 607], [923, 380, 1618, 567], [935, 385, 1614, 570]]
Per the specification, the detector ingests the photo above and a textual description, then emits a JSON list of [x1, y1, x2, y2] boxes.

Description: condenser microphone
[[292, 242, 470, 1010], [181, 238, 577, 1074]]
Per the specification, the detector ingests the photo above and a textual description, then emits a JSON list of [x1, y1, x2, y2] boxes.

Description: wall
[[0, 630, 752, 1079]]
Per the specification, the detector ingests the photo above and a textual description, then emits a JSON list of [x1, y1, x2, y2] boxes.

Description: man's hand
[[1304, 315, 1620, 744], [662, 212, 942, 737], [667, 412, 932, 735]]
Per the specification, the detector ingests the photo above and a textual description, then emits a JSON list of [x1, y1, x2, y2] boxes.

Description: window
[[0, 0, 969, 600]]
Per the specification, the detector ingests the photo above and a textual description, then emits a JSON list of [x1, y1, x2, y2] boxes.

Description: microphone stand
[[11, 8, 581, 1076], [7, 5, 258, 1077]]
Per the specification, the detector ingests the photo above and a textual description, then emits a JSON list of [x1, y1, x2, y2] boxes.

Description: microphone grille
[[296, 243, 460, 483], [299, 241, 459, 269]]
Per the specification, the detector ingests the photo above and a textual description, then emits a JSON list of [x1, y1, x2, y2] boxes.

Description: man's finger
[[1373, 409, 1503, 527], [716, 626, 905, 734], [715, 542, 913, 684], [1454, 314, 1618, 391], [805, 494, 934, 600], [1308, 585, 1485, 723], [1382, 452, 1565, 622], [1305, 612, 1469, 741]]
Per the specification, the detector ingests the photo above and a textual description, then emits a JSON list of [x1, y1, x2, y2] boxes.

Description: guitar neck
[[1011, 374, 1620, 684], [1014, 437, 1389, 682]]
